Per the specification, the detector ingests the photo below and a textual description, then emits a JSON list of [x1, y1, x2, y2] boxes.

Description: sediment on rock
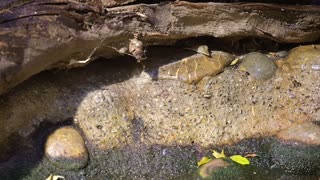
[[0, 42, 318, 178]]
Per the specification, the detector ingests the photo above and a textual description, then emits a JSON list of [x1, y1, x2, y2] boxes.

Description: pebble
[[45, 126, 88, 170], [239, 52, 278, 80]]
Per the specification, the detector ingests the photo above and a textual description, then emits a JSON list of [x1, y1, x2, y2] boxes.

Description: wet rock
[[239, 52, 278, 80], [198, 159, 230, 178], [0, 45, 318, 155], [276, 123, 320, 145], [87, 145, 197, 179], [281, 45, 320, 72], [270, 139, 320, 175], [75, 89, 135, 150], [0, 45, 319, 178], [157, 51, 234, 83], [45, 126, 88, 170], [0, 78, 80, 161], [271, 122, 320, 175]]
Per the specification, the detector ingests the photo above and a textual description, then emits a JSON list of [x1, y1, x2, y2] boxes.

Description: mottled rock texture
[[0, 44, 318, 179]]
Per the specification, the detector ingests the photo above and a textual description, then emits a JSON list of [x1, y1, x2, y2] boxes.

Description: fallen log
[[0, 0, 319, 94]]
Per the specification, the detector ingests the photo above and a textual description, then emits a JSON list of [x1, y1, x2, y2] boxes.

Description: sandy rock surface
[[75, 45, 320, 150], [276, 123, 320, 145], [0, 45, 318, 154], [0, 45, 318, 179]]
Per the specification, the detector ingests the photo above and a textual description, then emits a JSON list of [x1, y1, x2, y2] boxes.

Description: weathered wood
[[0, 0, 319, 94]]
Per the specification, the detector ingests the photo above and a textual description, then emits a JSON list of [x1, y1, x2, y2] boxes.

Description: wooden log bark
[[0, 0, 319, 94]]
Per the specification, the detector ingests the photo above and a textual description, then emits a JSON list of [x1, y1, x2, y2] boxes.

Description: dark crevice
[[36, 2, 69, 6], [171, 36, 320, 55]]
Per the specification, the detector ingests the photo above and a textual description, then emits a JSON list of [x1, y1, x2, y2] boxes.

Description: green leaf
[[212, 149, 226, 159], [230, 155, 250, 165], [230, 58, 239, 65], [197, 156, 212, 167]]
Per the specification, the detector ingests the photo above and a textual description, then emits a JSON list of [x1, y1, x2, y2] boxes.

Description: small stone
[[239, 52, 278, 80], [199, 159, 230, 178], [203, 94, 212, 98], [45, 126, 88, 170]]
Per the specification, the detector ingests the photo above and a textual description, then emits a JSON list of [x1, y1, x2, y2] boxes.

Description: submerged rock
[[0, 45, 319, 178], [270, 139, 320, 175], [271, 122, 320, 175], [45, 126, 88, 170], [276, 123, 320, 145], [239, 52, 278, 80], [198, 159, 230, 178]]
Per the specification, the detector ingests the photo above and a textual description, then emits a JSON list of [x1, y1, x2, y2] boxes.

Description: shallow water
[[0, 45, 319, 179]]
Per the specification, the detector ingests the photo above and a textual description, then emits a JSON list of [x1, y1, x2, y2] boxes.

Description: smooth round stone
[[239, 52, 278, 80], [45, 126, 88, 170]]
